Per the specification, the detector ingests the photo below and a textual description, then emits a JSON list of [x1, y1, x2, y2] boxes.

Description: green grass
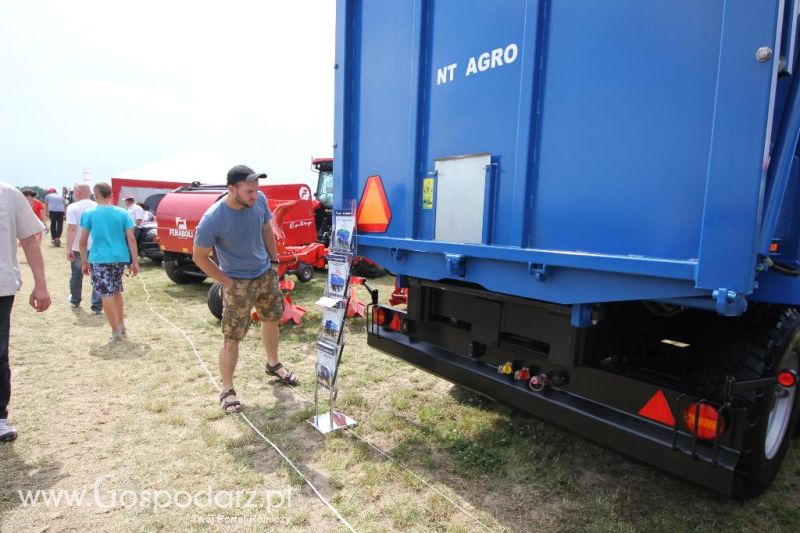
[[1, 244, 800, 531]]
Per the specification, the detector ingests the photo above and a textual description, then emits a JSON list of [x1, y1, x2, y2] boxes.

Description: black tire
[[207, 282, 224, 320], [295, 263, 314, 283], [700, 306, 800, 499], [163, 257, 206, 284], [351, 258, 387, 278]]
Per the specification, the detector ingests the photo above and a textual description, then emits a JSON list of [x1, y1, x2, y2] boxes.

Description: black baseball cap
[[227, 165, 267, 185]]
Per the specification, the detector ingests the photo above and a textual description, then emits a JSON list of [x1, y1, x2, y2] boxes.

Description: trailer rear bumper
[[368, 331, 740, 495]]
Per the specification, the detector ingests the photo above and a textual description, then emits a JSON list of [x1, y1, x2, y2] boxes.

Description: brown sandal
[[265, 362, 299, 386], [219, 389, 242, 413]]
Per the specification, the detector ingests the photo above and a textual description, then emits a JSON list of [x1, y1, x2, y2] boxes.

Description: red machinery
[[156, 182, 320, 284]]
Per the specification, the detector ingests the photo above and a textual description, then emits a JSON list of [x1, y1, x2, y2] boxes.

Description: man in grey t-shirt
[[0, 182, 51, 442], [193, 165, 299, 414]]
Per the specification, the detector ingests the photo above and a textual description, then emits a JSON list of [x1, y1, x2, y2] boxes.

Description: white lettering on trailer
[[436, 62, 458, 85], [459, 43, 517, 78]]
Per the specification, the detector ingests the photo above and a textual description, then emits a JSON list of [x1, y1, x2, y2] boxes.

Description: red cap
[[47, 188, 56, 193]]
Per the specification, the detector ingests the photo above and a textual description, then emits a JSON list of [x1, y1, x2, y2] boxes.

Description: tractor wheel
[[295, 263, 314, 283], [163, 257, 206, 284], [700, 306, 800, 499], [352, 257, 387, 278], [207, 282, 224, 320]]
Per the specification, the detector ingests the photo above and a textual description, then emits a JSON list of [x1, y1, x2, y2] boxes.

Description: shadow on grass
[[159, 282, 210, 303], [0, 443, 64, 518], [70, 307, 105, 329], [89, 340, 152, 359]]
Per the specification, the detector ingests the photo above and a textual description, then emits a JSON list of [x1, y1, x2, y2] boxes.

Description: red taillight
[[683, 403, 726, 440], [777, 370, 797, 388], [388, 313, 402, 331], [372, 308, 388, 325]]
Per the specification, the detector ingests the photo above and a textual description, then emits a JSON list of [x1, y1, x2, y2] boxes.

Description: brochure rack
[[309, 202, 358, 434]]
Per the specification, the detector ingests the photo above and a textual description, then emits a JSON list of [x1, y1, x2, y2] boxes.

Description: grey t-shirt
[[1, 183, 45, 296], [45, 192, 65, 212], [194, 191, 273, 279]]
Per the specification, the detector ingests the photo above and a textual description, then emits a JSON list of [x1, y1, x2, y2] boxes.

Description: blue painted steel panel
[[336, 0, 800, 308]]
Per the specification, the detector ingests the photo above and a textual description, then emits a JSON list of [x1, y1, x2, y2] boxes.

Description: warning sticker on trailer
[[422, 178, 434, 209]]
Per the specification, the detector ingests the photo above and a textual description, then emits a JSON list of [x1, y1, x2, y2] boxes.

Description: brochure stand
[[309, 202, 358, 434]]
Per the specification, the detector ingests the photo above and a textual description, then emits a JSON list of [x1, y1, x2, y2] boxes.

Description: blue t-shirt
[[80, 205, 134, 264], [194, 191, 273, 279]]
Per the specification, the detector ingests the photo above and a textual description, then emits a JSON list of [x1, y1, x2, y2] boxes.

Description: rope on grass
[[138, 277, 356, 533], [152, 282, 493, 531]]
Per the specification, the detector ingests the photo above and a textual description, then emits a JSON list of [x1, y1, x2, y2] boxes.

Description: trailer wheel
[[708, 307, 800, 499], [295, 263, 314, 283], [207, 282, 224, 320], [163, 257, 206, 284]]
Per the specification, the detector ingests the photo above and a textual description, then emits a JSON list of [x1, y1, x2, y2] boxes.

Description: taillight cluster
[[682, 403, 726, 441], [371, 306, 404, 332]]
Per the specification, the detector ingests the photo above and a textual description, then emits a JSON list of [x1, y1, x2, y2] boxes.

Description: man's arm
[[79, 228, 90, 274], [125, 228, 140, 275], [18, 234, 51, 312], [65, 224, 77, 261], [193, 245, 233, 289], [262, 224, 279, 264], [65, 205, 77, 261]]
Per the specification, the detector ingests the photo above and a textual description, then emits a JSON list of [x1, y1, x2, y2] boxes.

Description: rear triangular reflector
[[357, 175, 391, 232], [638, 390, 675, 427]]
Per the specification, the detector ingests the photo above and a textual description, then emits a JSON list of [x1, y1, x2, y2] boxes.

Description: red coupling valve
[[529, 373, 549, 392], [514, 367, 531, 381]]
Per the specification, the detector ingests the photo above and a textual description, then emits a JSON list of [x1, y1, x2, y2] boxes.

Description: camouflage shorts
[[222, 270, 284, 341]]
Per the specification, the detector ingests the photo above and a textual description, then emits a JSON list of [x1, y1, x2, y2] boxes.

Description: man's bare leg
[[219, 339, 241, 410], [101, 296, 119, 334], [112, 293, 125, 333], [261, 320, 295, 381]]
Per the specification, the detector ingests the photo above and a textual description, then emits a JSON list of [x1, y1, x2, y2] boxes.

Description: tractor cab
[[312, 157, 334, 243]]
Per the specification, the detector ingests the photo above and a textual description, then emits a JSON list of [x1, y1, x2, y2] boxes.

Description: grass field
[[2, 243, 800, 532]]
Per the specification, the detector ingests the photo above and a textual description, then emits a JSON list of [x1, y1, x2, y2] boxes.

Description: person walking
[[0, 182, 51, 442], [193, 165, 298, 414], [44, 187, 66, 246], [65, 183, 102, 314], [79, 182, 139, 341], [22, 190, 46, 241]]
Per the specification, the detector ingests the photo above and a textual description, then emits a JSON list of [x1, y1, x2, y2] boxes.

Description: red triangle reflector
[[357, 175, 392, 232], [638, 390, 675, 427]]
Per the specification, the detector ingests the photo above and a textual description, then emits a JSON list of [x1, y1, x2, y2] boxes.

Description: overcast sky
[[0, 1, 335, 189]]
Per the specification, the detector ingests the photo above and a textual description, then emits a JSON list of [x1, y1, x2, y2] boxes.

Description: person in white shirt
[[0, 182, 51, 442], [124, 196, 144, 226], [138, 202, 156, 223], [65, 183, 102, 313]]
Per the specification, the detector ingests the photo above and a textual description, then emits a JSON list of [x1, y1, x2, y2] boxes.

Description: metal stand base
[[308, 411, 357, 434]]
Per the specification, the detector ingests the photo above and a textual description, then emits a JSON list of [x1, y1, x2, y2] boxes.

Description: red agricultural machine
[[154, 159, 384, 323]]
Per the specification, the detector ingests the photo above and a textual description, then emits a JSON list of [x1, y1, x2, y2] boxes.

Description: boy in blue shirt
[[79, 182, 139, 341]]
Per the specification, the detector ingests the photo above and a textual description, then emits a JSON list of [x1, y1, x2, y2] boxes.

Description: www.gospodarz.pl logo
[[16, 477, 299, 512]]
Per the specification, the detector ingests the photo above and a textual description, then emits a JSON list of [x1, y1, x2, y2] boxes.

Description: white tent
[[110, 150, 231, 210]]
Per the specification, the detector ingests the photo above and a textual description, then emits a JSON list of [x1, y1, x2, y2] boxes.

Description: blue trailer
[[335, 0, 800, 497]]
